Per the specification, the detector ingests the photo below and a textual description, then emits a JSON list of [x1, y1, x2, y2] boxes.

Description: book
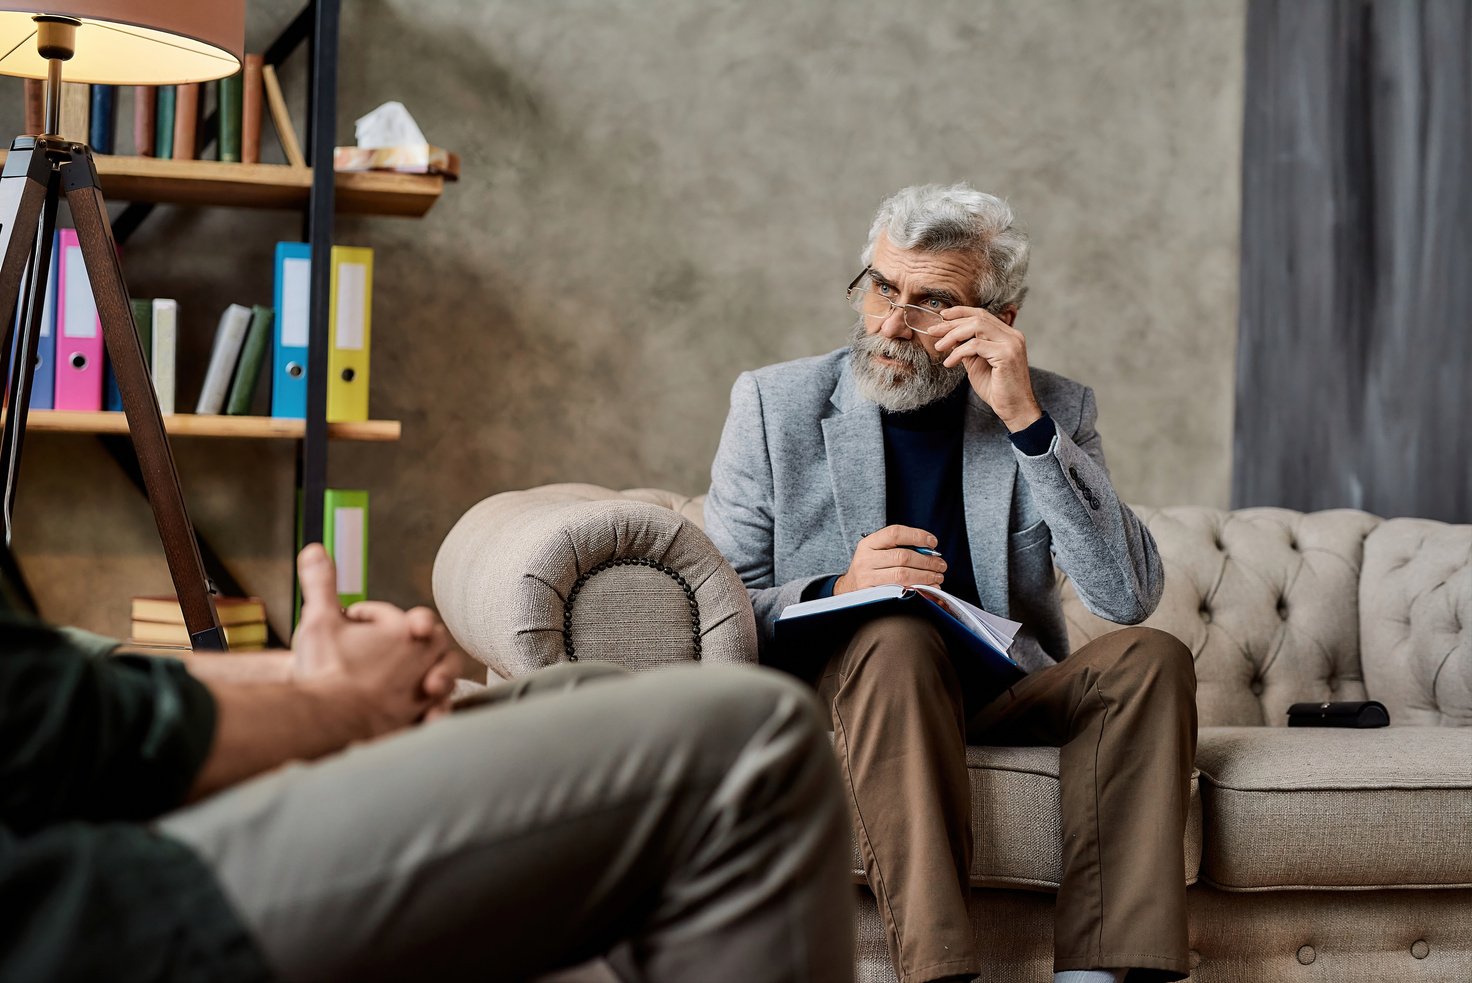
[[226, 304, 273, 415], [132, 85, 156, 156], [195, 303, 252, 414], [327, 246, 372, 422], [151, 298, 177, 414], [132, 593, 266, 626], [130, 619, 268, 649], [777, 585, 1027, 701], [88, 84, 114, 153], [261, 64, 305, 167], [155, 85, 176, 158], [172, 82, 199, 160], [23, 78, 43, 135], [59, 82, 89, 145], [242, 54, 264, 164], [218, 69, 243, 162], [103, 298, 154, 412]]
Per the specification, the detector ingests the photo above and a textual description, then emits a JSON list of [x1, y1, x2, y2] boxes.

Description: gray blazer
[[704, 348, 1164, 673]]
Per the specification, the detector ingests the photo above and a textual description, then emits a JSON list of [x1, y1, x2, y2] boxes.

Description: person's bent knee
[[676, 666, 831, 759], [828, 615, 966, 720], [842, 613, 948, 677], [703, 664, 826, 719], [847, 612, 945, 650], [1107, 626, 1195, 690]]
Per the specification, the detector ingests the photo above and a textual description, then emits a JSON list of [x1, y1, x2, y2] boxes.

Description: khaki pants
[[816, 617, 1197, 983], [161, 664, 855, 983]]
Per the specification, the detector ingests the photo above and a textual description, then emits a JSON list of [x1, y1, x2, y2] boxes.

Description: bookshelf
[[9, 0, 438, 647], [0, 152, 445, 217], [13, 410, 401, 442]]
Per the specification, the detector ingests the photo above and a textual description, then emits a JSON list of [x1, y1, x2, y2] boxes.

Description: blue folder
[[271, 242, 311, 419], [10, 233, 57, 410]]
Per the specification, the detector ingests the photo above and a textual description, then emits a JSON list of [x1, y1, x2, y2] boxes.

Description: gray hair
[[860, 183, 1030, 313]]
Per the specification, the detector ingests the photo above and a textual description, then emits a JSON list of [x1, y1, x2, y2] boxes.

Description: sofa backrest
[[1359, 518, 1472, 726], [1058, 507, 1382, 728]]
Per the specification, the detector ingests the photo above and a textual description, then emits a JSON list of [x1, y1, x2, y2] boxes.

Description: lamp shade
[[0, 2, 244, 85]]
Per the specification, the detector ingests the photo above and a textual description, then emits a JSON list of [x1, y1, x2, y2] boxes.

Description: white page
[[779, 583, 906, 619], [913, 586, 1022, 642]]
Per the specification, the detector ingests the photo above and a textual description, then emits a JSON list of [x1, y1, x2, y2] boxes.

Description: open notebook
[[776, 584, 1027, 699]]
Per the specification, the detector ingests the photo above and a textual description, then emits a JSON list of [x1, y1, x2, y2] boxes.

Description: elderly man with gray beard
[[705, 184, 1198, 983]]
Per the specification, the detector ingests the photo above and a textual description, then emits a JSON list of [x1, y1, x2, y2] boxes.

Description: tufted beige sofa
[[434, 484, 1472, 983]]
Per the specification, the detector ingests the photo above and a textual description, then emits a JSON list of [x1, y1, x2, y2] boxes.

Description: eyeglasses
[[845, 268, 948, 334]]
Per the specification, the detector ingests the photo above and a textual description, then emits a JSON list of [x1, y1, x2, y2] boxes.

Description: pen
[[903, 546, 943, 557]]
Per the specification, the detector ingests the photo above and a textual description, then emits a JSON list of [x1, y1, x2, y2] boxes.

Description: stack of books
[[130, 595, 269, 650]]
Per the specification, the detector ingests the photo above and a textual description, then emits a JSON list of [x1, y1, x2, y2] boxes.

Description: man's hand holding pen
[[833, 525, 947, 595]]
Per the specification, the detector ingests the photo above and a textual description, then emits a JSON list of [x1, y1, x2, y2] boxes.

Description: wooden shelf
[[15, 410, 401, 442], [0, 153, 445, 218]]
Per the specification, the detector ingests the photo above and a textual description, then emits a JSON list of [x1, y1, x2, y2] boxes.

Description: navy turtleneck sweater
[[807, 383, 1055, 603], [880, 382, 980, 605]]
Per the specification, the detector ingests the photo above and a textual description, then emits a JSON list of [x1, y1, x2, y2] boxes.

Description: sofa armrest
[[433, 483, 758, 678]]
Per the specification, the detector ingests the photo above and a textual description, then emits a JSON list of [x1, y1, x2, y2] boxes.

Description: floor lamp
[[0, 3, 245, 649]]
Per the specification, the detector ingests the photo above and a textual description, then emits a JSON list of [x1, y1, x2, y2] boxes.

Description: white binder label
[[63, 247, 96, 339], [334, 506, 365, 595], [282, 257, 311, 347], [335, 262, 366, 351], [40, 275, 54, 337]]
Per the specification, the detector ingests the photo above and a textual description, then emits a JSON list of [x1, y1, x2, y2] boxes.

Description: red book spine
[[23, 78, 43, 135], [242, 54, 264, 164], [133, 85, 156, 156], [172, 82, 199, 160]]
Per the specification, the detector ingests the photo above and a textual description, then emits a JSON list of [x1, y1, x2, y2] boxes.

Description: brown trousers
[[816, 615, 1197, 983]]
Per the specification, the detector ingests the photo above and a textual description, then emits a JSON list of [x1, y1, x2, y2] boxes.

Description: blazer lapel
[[962, 392, 1017, 617], [822, 364, 887, 554]]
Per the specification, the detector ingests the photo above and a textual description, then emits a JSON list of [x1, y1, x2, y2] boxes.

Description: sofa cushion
[[1197, 726, 1472, 890], [1360, 517, 1472, 726], [849, 744, 1203, 890]]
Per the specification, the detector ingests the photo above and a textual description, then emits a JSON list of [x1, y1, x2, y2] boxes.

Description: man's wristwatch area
[[1007, 411, 1056, 457]]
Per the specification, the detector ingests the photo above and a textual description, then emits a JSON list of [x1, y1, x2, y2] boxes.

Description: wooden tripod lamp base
[[0, 2, 246, 648]]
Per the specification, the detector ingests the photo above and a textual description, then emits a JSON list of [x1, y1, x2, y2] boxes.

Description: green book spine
[[129, 298, 153, 368], [155, 85, 175, 158], [226, 305, 272, 415], [218, 71, 243, 162]]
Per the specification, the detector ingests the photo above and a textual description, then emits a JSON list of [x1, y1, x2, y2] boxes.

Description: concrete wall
[[8, 0, 1244, 641]]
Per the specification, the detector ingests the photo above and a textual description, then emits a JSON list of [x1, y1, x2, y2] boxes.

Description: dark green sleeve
[[0, 616, 218, 833]]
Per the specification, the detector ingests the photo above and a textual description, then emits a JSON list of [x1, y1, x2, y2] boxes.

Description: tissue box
[[333, 144, 460, 179]]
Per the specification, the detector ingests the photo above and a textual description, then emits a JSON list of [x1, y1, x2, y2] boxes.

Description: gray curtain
[[1234, 0, 1472, 522]]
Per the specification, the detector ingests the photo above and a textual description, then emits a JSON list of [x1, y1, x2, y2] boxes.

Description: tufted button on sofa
[[435, 490, 1472, 983]]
